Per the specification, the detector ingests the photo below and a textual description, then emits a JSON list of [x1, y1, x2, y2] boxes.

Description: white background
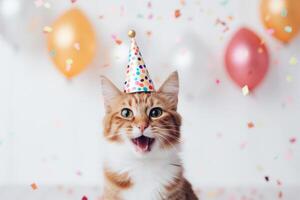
[[0, 0, 299, 199]]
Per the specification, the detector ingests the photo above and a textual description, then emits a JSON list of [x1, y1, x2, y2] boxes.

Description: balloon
[[260, 0, 300, 43], [47, 8, 96, 78], [225, 28, 269, 90], [0, 0, 51, 51]]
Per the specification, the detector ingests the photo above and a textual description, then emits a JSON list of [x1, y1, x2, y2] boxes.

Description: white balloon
[[0, 0, 52, 52]]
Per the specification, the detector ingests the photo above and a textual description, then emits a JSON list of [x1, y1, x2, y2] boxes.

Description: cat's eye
[[149, 107, 163, 118], [121, 108, 133, 118]]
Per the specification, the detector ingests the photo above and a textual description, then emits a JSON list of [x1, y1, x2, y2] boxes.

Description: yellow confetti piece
[[66, 58, 73, 72], [286, 75, 293, 82], [66, 58, 73, 65], [242, 85, 250, 96], [289, 57, 298, 65], [43, 26, 52, 33]]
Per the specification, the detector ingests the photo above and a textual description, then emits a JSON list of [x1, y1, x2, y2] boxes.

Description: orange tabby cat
[[101, 71, 198, 200]]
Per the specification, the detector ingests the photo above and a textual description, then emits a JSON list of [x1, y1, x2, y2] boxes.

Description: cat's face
[[101, 71, 181, 156]]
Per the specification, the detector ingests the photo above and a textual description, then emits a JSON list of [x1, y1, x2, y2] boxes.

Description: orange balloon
[[260, 0, 300, 43], [47, 8, 96, 78]]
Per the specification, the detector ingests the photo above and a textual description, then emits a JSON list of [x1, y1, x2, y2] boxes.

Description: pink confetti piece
[[215, 79, 220, 85], [284, 149, 293, 161], [240, 141, 247, 150], [289, 137, 296, 144], [148, 13, 154, 19], [266, 28, 275, 35], [71, 0, 77, 3], [65, 58, 73, 72], [34, 0, 44, 7], [147, 1, 152, 8], [82, 196, 88, 200], [74, 42, 80, 50], [277, 179, 282, 186], [76, 170, 82, 176]]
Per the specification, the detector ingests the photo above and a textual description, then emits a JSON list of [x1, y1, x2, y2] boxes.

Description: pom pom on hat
[[123, 30, 155, 93]]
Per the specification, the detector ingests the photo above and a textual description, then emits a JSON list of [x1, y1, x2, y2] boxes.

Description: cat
[[100, 71, 198, 200]]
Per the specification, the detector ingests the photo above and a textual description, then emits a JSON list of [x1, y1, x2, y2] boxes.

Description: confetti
[[219, 0, 229, 6], [289, 137, 296, 144], [266, 28, 274, 35], [180, 0, 186, 6], [242, 85, 249, 96], [264, 176, 269, 182], [240, 141, 247, 150], [215, 79, 220, 85], [43, 26, 52, 33], [285, 149, 293, 160], [49, 49, 56, 57], [74, 43, 80, 50], [174, 9, 181, 18], [71, 0, 77, 3], [146, 31, 152, 37], [286, 75, 293, 82], [137, 13, 144, 19], [66, 58, 73, 72], [44, 2, 51, 8], [115, 39, 123, 45], [278, 191, 283, 198], [148, 13, 154, 20], [215, 18, 230, 33], [147, 1, 152, 8], [247, 122, 254, 129], [31, 183, 38, 190], [289, 56, 298, 65], [277, 179, 282, 186], [281, 7, 287, 17], [76, 170, 82, 176], [284, 25, 292, 33], [82, 196, 88, 200], [34, 0, 44, 7]]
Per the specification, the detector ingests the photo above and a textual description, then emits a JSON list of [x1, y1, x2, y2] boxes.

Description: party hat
[[123, 30, 155, 93]]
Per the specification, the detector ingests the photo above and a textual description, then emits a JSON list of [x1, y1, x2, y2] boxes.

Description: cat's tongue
[[132, 136, 154, 153]]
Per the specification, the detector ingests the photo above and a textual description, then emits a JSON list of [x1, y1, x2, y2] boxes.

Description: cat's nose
[[138, 123, 149, 133]]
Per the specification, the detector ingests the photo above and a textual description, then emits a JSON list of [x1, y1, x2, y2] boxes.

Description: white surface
[[0, 0, 299, 199]]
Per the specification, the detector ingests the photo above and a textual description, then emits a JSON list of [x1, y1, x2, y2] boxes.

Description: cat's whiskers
[[152, 127, 182, 143], [154, 131, 179, 150]]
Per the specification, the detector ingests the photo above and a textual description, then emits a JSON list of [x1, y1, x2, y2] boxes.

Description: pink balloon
[[225, 28, 269, 90]]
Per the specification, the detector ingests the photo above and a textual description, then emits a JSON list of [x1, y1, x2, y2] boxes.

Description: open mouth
[[131, 135, 155, 153]]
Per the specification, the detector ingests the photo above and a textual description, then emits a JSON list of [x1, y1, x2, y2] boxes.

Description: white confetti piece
[[43, 26, 52, 33], [242, 85, 250, 96], [284, 25, 292, 33]]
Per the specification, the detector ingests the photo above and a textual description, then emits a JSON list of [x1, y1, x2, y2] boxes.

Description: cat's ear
[[100, 75, 121, 111], [158, 71, 179, 108]]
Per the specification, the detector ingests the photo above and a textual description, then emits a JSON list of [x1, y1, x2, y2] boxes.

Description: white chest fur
[[103, 141, 182, 200]]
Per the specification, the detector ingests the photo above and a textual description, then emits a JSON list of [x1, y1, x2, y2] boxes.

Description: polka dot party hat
[[123, 30, 155, 93]]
